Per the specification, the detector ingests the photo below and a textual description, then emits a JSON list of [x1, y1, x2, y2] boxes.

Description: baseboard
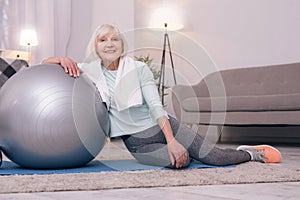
[[219, 126, 300, 144]]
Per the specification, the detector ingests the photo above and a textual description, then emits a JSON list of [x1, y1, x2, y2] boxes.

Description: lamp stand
[[26, 43, 32, 66], [158, 23, 177, 106]]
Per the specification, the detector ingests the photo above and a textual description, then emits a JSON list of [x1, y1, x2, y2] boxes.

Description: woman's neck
[[103, 58, 120, 71]]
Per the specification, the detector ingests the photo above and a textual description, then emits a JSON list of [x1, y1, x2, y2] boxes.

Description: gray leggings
[[121, 116, 251, 168]]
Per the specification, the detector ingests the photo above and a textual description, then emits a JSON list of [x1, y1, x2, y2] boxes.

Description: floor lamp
[[158, 23, 177, 106]]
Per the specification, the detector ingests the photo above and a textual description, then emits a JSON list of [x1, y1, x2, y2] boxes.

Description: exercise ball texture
[[0, 64, 109, 169]]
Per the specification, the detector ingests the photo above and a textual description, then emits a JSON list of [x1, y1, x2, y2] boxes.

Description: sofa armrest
[[171, 84, 199, 119], [172, 84, 197, 101]]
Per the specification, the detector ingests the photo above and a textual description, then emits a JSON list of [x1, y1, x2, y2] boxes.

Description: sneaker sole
[[237, 145, 282, 163]]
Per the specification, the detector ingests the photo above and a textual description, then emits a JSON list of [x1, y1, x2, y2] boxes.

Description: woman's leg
[[168, 116, 251, 166], [121, 124, 185, 168], [121, 116, 251, 167]]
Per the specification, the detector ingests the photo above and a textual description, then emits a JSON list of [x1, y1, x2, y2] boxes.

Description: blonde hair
[[84, 24, 127, 62]]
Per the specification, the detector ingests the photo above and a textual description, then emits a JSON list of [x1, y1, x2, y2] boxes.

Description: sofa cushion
[[182, 93, 300, 112], [197, 63, 300, 97]]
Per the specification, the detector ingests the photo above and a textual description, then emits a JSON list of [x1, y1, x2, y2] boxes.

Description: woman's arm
[[139, 63, 188, 168], [42, 56, 80, 77], [157, 116, 188, 168]]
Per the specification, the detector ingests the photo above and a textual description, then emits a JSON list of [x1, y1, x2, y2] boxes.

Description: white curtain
[[0, 0, 9, 49], [1, 0, 71, 65]]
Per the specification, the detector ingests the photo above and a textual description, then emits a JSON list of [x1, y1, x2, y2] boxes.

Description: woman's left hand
[[167, 139, 189, 168]]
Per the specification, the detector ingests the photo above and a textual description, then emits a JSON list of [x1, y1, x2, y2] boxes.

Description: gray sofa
[[172, 62, 300, 129]]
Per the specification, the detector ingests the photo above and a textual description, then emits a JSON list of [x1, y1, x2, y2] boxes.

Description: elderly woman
[[42, 24, 281, 168]]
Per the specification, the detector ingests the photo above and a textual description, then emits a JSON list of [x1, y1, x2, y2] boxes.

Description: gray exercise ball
[[0, 64, 109, 169]]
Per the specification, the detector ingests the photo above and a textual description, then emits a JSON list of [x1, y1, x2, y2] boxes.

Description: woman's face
[[96, 31, 123, 64]]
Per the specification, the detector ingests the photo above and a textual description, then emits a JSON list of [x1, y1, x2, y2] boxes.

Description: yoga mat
[[0, 159, 233, 176]]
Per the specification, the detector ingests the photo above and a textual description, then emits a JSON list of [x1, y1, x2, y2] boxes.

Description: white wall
[[134, 0, 300, 80], [67, 0, 134, 62]]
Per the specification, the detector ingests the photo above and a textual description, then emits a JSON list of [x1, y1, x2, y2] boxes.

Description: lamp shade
[[149, 7, 184, 31], [19, 29, 39, 46]]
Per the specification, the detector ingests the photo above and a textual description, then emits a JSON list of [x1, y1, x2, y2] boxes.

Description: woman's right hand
[[59, 57, 80, 77], [167, 139, 189, 168], [42, 56, 80, 77]]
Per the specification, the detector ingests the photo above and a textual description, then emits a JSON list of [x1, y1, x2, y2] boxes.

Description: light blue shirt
[[79, 60, 167, 137], [102, 62, 167, 137]]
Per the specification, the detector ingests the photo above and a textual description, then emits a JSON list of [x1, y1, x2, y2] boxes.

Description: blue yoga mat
[[0, 159, 234, 176]]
